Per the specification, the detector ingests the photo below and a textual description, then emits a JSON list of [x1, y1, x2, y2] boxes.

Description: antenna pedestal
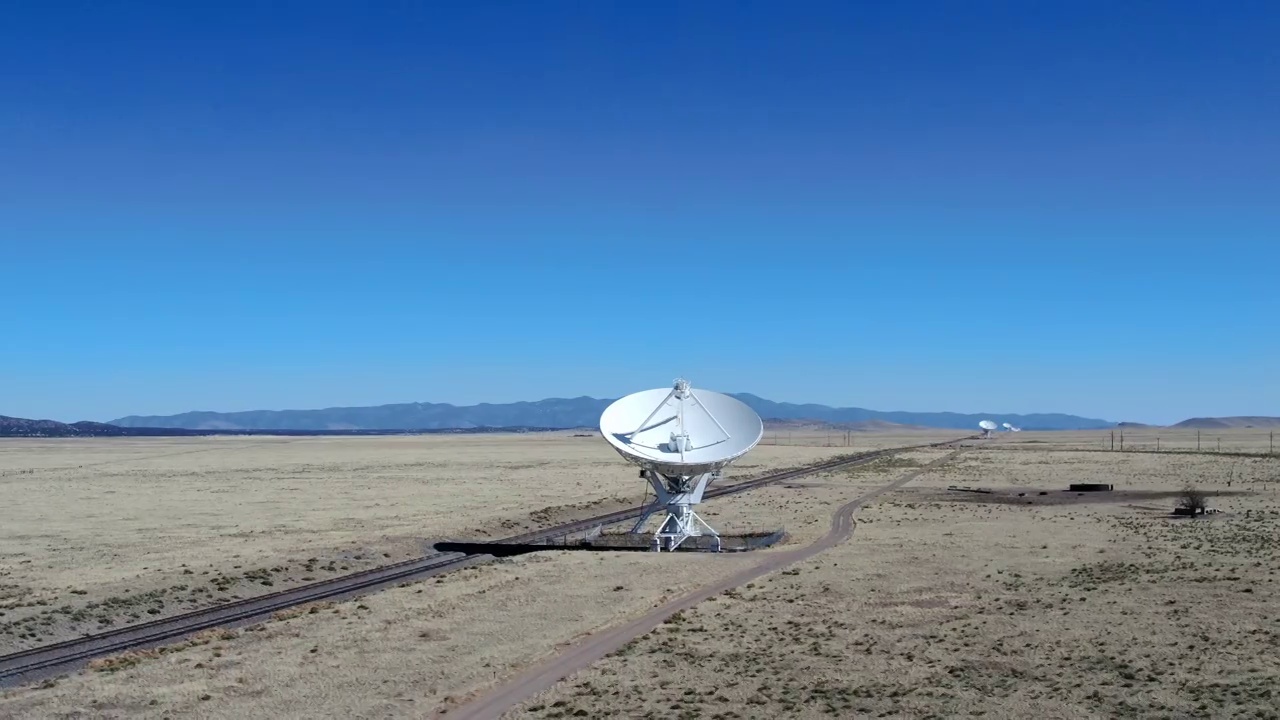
[[632, 469, 722, 552]]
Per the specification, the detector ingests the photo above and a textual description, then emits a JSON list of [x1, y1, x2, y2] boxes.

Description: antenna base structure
[[599, 378, 764, 553], [632, 467, 722, 552], [978, 419, 998, 440]]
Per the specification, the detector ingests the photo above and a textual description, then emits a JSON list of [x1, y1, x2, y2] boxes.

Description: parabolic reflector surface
[[599, 386, 764, 476]]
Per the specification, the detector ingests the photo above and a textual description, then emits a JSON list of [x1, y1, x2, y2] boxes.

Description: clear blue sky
[[2, 1, 1277, 425]]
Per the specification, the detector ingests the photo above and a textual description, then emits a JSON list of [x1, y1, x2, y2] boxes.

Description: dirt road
[[444, 447, 968, 719]]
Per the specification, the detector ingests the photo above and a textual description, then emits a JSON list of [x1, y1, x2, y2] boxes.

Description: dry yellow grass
[[1004, 427, 1278, 454], [0, 434, 963, 717], [0, 431, 954, 651], [507, 446, 1280, 719], [39, 432, 1263, 720]]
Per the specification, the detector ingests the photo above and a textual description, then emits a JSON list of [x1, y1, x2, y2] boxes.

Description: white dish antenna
[[1001, 422, 1021, 432], [600, 378, 763, 552], [979, 419, 998, 438]]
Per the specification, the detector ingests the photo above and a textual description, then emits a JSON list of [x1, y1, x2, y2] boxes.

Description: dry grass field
[[0, 430, 955, 652], [1003, 427, 1278, 454], [509, 444, 1280, 719], [0, 434, 956, 717], [5, 432, 1276, 719]]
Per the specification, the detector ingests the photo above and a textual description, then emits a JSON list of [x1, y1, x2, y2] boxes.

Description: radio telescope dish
[[979, 419, 998, 438], [1002, 422, 1013, 431], [600, 381, 763, 476], [600, 378, 763, 552]]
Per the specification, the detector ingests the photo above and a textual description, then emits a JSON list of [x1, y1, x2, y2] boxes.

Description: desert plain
[[1, 429, 1278, 718]]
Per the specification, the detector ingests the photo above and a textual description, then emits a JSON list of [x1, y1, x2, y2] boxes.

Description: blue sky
[[2, 1, 1277, 425]]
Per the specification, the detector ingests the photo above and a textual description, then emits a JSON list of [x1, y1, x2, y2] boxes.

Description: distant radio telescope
[[599, 378, 763, 552], [979, 419, 998, 439]]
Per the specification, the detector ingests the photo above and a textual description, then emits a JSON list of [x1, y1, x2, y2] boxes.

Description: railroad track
[[0, 437, 969, 686]]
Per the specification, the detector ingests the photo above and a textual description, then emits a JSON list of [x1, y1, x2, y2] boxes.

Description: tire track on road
[[444, 446, 969, 720]]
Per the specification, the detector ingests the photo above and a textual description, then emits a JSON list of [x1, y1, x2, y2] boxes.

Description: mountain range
[[0, 416, 144, 438], [7, 403, 1277, 439], [0, 415, 559, 438], [108, 394, 1115, 431], [1168, 416, 1280, 430]]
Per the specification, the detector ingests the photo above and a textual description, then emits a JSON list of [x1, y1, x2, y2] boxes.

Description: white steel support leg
[[654, 506, 720, 552], [630, 502, 662, 534], [630, 470, 673, 534], [631, 470, 722, 552]]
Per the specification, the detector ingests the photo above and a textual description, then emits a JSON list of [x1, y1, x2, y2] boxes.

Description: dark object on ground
[[1176, 484, 1210, 515], [1069, 483, 1114, 492], [947, 485, 993, 494], [435, 529, 786, 556], [911, 486, 1252, 508]]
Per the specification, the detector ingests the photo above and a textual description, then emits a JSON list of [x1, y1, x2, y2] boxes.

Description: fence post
[[1157, 436, 1160, 452], [1271, 430, 1274, 455], [1218, 437, 1221, 452], [1111, 430, 1115, 451], [1119, 431, 1124, 451], [1197, 430, 1201, 451]]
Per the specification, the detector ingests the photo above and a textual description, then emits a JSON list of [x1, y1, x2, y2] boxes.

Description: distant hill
[[0, 415, 166, 438], [0, 414, 576, 438], [763, 419, 931, 432], [1170, 416, 1280, 430], [111, 395, 1113, 431]]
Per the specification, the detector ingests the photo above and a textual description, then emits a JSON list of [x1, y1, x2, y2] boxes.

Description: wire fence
[[1098, 429, 1276, 455], [757, 429, 1280, 455], [1004, 429, 1279, 456], [758, 431, 864, 447]]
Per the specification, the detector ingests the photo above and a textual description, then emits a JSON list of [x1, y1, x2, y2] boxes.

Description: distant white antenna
[[600, 378, 763, 552], [1002, 422, 1021, 432], [979, 419, 998, 439]]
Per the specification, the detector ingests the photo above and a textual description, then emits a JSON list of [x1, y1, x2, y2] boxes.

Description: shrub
[[1178, 485, 1209, 514]]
